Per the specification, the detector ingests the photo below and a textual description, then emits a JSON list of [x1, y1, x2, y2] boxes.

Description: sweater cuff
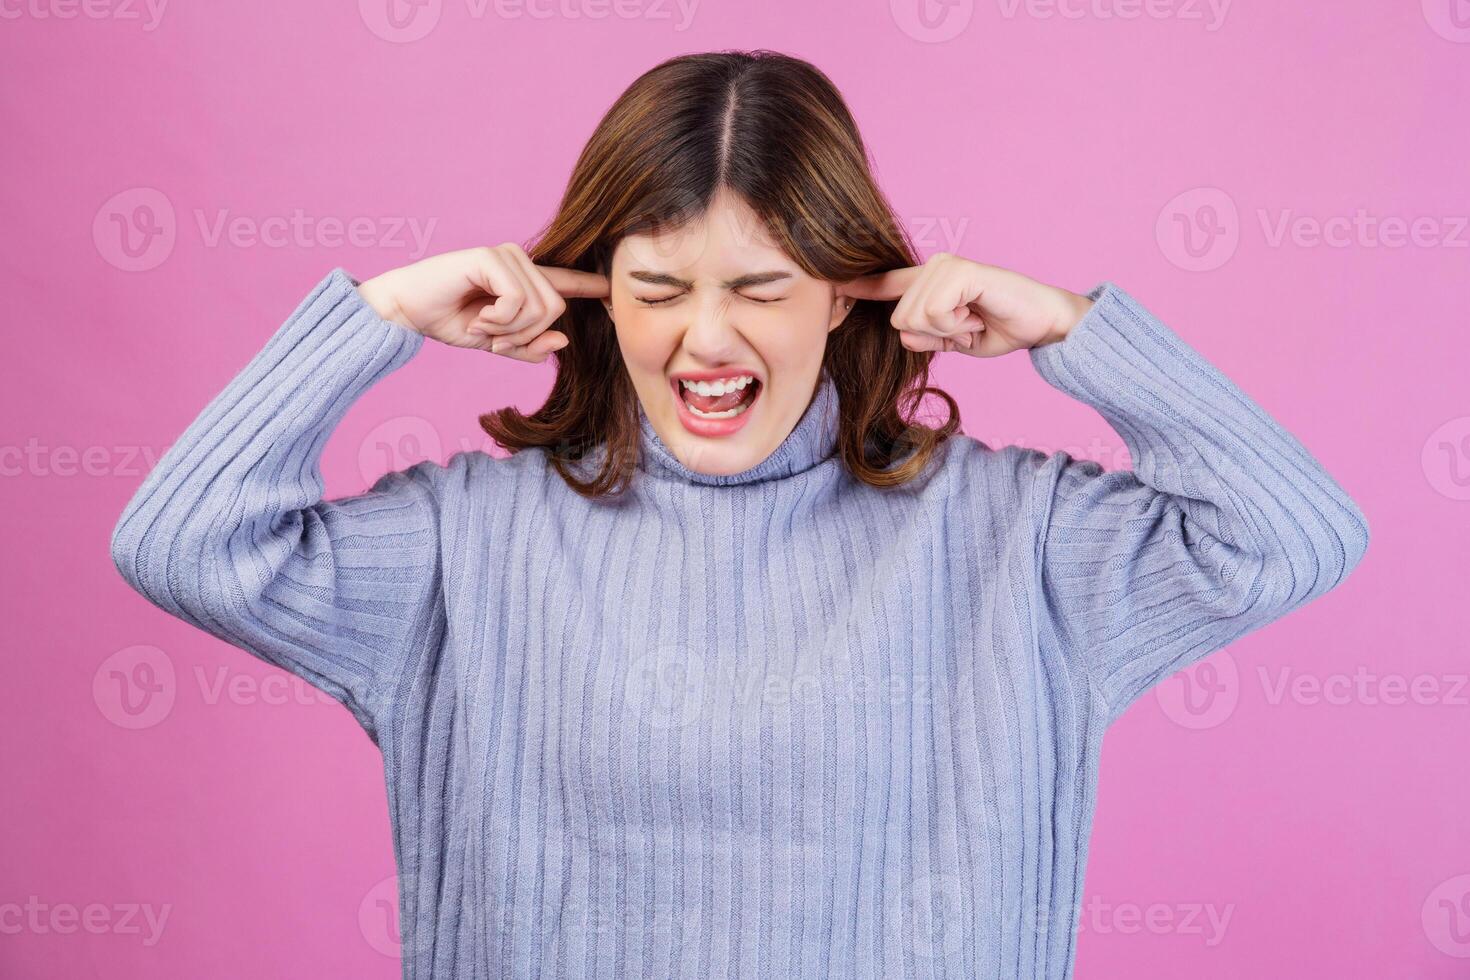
[[1026, 281, 1191, 402], [323, 266, 426, 353], [1027, 281, 1114, 379]]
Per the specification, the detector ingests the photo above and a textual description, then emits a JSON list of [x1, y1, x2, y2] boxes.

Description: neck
[[636, 371, 842, 487]]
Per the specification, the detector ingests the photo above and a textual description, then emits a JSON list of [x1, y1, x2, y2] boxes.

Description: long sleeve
[[1015, 281, 1370, 723], [108, 268, 446, 743]]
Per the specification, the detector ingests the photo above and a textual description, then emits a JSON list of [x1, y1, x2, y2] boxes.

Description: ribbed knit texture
[[110, 268, 1369, 979]]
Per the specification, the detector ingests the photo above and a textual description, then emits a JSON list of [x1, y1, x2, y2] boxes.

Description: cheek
[[754, 300, 833, 362], [613, 308, 676, 372]]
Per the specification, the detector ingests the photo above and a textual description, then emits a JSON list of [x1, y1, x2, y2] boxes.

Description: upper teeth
[[680, 375, 754, 396]]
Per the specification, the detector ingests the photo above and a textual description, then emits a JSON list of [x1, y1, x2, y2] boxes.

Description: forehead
[[613, 192, 795, 275]]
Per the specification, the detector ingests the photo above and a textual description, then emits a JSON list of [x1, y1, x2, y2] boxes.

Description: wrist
[[1034, 288, 1093, 348], [357, 275, 415, 332]]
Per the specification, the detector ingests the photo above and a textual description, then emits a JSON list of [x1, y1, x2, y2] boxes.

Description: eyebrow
[[627, 270, 794, 290]]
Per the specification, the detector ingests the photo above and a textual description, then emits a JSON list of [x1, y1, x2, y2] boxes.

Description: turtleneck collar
[[636, 371, 842, 487]]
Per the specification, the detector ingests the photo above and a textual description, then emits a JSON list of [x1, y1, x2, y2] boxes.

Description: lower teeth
[[687, 398, 751, 419], [684, 386, 757, 419]]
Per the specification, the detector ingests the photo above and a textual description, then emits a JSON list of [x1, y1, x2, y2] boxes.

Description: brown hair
[[480, 49, 960, 498]]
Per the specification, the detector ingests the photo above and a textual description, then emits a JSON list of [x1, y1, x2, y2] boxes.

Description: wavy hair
[[480, 49, 960, 498]]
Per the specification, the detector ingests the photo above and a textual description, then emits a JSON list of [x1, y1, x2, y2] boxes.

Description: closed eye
[[635, 292, 786, 307]]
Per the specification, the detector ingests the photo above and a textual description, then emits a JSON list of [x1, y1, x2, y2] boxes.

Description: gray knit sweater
[[109, 268, 1369, 979]]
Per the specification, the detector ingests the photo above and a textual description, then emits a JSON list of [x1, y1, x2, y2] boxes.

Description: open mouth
[[673, 373, 764, 434], [674, 375, 762, 420]]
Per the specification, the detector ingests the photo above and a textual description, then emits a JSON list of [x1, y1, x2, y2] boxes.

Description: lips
[[667, 373, 763, 436]]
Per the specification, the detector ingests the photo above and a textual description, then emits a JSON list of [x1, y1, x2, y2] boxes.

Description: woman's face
[[603, 188, 852, 477]]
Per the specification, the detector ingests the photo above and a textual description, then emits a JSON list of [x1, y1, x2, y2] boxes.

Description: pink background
[[3, 0, 1466, 976]]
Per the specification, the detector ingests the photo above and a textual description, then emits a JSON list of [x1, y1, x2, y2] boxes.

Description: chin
[[668, 425, 770, 475]]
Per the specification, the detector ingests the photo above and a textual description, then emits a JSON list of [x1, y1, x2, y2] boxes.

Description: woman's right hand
[[356, 244, 609, 362]]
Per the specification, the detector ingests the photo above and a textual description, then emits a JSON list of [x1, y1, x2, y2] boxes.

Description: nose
[[678, 293, 745, 366]]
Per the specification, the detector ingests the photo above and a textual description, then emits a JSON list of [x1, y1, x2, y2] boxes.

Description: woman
[[110, 50, 1368, 979]]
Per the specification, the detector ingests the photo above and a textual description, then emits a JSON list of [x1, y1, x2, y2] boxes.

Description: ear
[[827, 292, 854, 333]]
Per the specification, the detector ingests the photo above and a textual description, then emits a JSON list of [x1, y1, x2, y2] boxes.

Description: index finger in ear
[[538, 266, 611, 299], [835, 265, 922, 302]]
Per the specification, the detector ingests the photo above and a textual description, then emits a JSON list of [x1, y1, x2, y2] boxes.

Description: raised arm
[[108, 268, 448, 742], [1015, 282, 1370, 721]]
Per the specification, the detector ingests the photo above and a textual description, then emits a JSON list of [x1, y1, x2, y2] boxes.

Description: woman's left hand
[[837, 254, 1094, 357]]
